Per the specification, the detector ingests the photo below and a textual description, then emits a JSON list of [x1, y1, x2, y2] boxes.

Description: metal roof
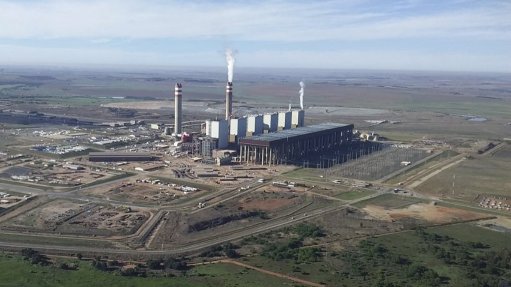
[[240, 122, 353, 146]]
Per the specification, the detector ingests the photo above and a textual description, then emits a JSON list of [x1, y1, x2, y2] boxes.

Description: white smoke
[[225, 48, 235, 82], [299, 81, 305, 110]]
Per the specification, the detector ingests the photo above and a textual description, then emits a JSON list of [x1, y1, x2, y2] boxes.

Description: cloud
[[0, 0, 509, 41], [90, 38, 112, 44], [0, 0, 509, 72], [0, 44, 219, 67], [241, 49, 511, 72]]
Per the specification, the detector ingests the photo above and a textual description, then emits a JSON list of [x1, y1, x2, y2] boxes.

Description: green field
[[240, 223, 511, 287], [386, 150, 459, 185], [243, 255, 334, 286], [282, 168, 323, 182], [416, 145, 511, 200], [0, 256, 292, 287], [335, 189, 375, 200], [353, 193, 426, 208], [371, 224, 511, 286], [376, 130, 425, 142], [0, 233, 117, 249], [427, 223, 511, 250]]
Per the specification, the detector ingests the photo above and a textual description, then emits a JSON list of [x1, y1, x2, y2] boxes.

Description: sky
[[0, 0, 510, 72]]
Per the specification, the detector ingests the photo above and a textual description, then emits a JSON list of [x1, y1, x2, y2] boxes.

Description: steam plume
[[225, 48, 235, 82], [299, 81, 305, 110]]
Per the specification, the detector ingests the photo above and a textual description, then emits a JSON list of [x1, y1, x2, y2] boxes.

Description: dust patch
[[364, 203, 486, 224]]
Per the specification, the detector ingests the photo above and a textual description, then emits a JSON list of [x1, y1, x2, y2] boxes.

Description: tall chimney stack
[[174, 83, 182, 135], [225, 82, 233, 120]]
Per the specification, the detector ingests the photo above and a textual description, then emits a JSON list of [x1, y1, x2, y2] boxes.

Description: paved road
[[0, 178, 384, 256], [0, 203, 342, 255], [0, 160, 415, 259]]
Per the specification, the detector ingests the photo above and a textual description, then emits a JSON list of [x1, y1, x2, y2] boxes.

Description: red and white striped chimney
[[225, 82, 233, 120], [174, 83, 182, 135]]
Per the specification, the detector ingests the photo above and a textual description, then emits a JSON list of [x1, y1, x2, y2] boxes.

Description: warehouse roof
[[240, 122, 353, 146]]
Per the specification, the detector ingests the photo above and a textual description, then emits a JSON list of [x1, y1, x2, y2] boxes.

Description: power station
[[170, 51, 355, 166]]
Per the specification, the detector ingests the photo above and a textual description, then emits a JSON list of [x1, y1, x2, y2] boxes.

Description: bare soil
[[363, 203, 487, 224]]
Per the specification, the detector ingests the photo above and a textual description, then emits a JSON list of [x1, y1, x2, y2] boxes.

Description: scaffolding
[[201, 137, 218, 158]]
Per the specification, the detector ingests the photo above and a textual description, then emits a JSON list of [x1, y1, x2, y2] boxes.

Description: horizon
[[3, 63, 511, 77]]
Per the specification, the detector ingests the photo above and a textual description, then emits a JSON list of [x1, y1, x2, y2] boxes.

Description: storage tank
[[278, 111, 292, 130], [263, 113, 278, 133], [291, 110, 305, 128], [247, 115, 264, 136]]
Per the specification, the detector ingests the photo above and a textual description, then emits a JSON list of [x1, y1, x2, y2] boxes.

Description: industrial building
[[168, 59, 357, 166], [229, 117, 247, 143], [247, 114, 264, 136], [205, 119, 229, 149], [278, 111, 292, 130], [263, 113, 278, 133], [88, 152, 159, 162], [291, 110, 305, 128], [239, 123, 353, 165]]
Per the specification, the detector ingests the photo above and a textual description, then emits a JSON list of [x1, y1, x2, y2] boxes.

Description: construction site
[[1, 199, 149, 237], [0, 159, 122, 188]]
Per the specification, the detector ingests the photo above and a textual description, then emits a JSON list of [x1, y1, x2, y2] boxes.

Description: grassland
[[242, 223, 511, 286], [282, 168, 323, 182], [395, 98, 511, 118], [0, 233, 117, 249], [0, 255, 292, 287], [416, 144, 511, 201], [427, 223, 511, 250], [353, 193, 426, 208], [335, 189, 375, 200], [188, 263, 293, 286], [372, 224, 511, 286], [436, 200, 511, 217], [386, 150, 459, 185]]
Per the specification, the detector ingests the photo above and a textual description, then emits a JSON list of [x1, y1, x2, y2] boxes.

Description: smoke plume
[[299, 81, 305, 110], [225, 48, 235, 82]]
